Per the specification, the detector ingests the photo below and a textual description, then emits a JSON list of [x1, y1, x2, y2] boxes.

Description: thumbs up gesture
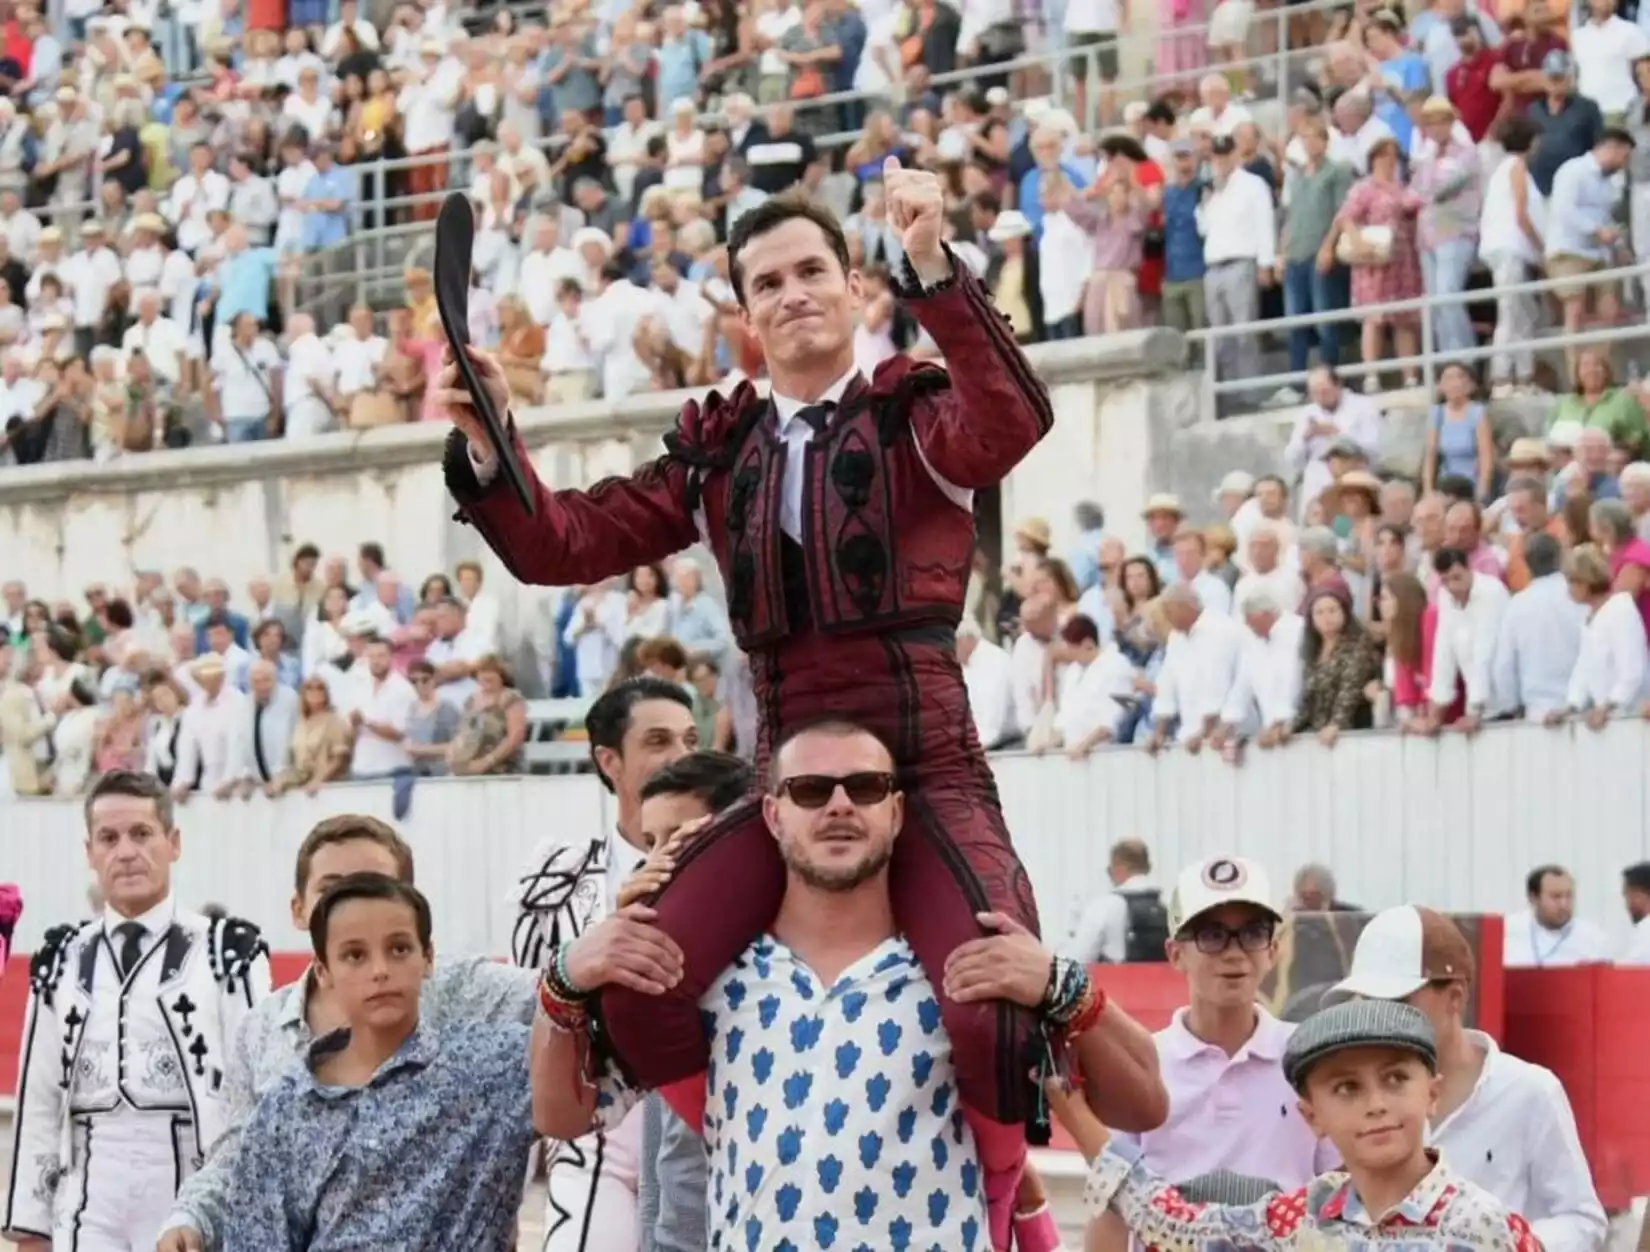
[[882, 154, 950, 284]]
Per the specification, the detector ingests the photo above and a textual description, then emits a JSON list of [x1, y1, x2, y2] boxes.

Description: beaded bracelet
[[1041, 956, 1090, 1026], [538, 974, 589, 1029], [1061, 982, 1107, 1038]]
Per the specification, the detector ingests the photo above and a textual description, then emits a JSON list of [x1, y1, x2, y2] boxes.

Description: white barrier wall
[[7, 719, 1647, 956]]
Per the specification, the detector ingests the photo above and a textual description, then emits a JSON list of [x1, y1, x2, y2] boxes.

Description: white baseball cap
[[1168, 856, 1280, 933], [1325, 905, 1476, 1004]]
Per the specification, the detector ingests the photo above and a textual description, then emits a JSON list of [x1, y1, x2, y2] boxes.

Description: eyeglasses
[[1178, 918, 1276, 955], [775, 772, 897, 810]]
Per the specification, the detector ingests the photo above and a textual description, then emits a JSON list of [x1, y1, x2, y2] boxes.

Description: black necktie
[[253, 701, 270, 781], [114, 921, 146, 979], [794, 402, 834, 435]]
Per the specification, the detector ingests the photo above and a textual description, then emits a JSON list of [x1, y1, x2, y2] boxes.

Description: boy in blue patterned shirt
[[223, 874, 542, 1252]]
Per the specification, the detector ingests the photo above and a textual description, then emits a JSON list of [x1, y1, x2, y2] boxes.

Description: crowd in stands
[[7, 0, 1650, 459], [963, 404, 1650, 757], [0, 541, 755, 800], [4, 0, 1650, 790]]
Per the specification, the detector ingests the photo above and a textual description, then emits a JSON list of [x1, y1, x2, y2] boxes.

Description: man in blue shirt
[[299, 141, 354, 254], [213, 225, 279, 330], [1367, 9, 1429, 151], [655, 7, 711, 112], [1159, 140, 1208, 336]]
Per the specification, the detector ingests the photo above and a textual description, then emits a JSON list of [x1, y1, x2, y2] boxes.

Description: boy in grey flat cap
[[1083, 1000, 1544, 1252]]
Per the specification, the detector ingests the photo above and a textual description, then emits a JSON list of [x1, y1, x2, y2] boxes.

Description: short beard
[[783, 841, 892, 893]]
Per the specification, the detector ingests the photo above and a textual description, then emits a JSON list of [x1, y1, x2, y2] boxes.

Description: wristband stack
[[1041, 956, 1106, 1038], [538, 943, 592, 1032]]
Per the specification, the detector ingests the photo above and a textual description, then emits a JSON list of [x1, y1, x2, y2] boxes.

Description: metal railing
[[1187, 259, 1650, 416], [292, 0, 1351, 310]]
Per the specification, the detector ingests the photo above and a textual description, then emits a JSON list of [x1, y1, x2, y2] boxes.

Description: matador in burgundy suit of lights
[[443, 252, 1053, 1127]]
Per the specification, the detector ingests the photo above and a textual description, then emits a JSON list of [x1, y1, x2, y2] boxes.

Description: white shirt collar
[[102, 891, 176, 939], [772, 366, 862, 434]]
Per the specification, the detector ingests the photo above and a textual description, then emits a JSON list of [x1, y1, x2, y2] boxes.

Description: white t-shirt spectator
[[282, 331, 337, 438], [164, 168, 231, 255], [543, 309, 595, 375], [581, 278, 662, 399], [400, 59, 465, 153], [1570, 15, 1650, 116], [757, 4, 801, 76], [1154, 609, 1244, 741], [333, 332, 387, 393], [1064, 0, 1119, 35], [60, 246, 123, 329], [424, 628, 489, 708], [275, 160, 319, 254], [321, 17, 380, 55], [518, 246, 584, 326], [121, 315, 191, 386], [1188, 102, 1255, 137], [343, 668, 419, 777], [282, 93, 339, 145], [211, 336, 284, 424]]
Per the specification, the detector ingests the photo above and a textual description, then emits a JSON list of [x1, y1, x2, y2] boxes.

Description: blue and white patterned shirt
[[598, 934, 988, 1251], [223, 1020, 537, 1252]]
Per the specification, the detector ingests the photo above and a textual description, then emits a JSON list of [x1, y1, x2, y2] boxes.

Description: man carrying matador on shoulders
[[434, 158, 1166, 1240]]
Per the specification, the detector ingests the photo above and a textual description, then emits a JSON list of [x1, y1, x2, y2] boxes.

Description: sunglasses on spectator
[[1176, 917, 1276, 955], [775, 772, 897, 809]]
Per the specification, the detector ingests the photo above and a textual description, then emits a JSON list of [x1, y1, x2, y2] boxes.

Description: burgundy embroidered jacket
[[443, 257, 1053, 649]]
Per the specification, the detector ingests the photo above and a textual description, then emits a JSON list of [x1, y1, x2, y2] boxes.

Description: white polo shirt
[[1429, 1031, 1605, 1252]]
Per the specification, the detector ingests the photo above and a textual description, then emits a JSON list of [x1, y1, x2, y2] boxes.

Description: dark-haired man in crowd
[[508, 676, 699, 1252], [624, 751, 753, 1252], [157, 813, 538, 1252], [5, 771, 270, 1252]]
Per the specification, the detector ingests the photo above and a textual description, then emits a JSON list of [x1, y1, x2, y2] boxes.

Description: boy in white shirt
[[541, 278, 596, 403]]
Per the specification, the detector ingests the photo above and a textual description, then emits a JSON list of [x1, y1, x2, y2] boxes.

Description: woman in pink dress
[[1156, 0, 1209, 96], [1325, 137, 1423, 391], [1591, 497, 1650, 641]]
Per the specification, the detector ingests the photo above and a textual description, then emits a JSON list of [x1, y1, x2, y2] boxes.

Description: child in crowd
[[223, 874, 539, 1251], [1084, 999, 1542, 1252]]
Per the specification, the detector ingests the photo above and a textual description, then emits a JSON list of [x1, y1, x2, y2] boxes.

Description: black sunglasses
[[775, 772, 897, 810], [1177, 918, 1276, 955]]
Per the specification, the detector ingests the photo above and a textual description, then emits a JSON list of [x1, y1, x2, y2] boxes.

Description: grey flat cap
[[1176, 1170, 1282, 1207], [1283, 1000, 1437, 1092]]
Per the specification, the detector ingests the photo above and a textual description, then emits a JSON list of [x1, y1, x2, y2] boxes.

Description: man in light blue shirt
[[665, 558, 732, 663], [1490, 531, 1584, 719], [1547, 130, 1634, 264], [214, 227, 280, 327], [1546, 129, 1634, 342], [299, 142, 354, 252], [655, 7, 710, 113]]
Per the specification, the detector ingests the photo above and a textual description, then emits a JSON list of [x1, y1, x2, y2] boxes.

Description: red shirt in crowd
[[1446, 47, 1503, 141], [1132, 158, 1165, 298], [0, 18, 31, 78]]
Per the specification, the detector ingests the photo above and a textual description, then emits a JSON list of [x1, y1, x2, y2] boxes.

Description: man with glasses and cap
[[1324, 905, 1607, 1252], [1087, 855, 1335, 1252], [3, 770, 269, 1252]]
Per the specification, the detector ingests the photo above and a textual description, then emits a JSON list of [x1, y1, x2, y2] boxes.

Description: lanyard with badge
[[1531, 921, 1572, 967]]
